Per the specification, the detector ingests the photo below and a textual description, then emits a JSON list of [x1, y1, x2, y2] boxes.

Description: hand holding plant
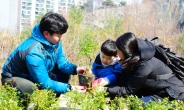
[[76, 67, 88, 74], [71, 85, 87, 93], [92, 78, 109, 87]]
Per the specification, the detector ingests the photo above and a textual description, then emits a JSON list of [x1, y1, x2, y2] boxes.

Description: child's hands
[[92, 78, 109, 87], [92, 78, 102, 87], [76, 67, 87, 74]]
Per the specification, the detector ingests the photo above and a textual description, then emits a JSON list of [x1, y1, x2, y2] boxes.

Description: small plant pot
[[78, 74, 92, 88]]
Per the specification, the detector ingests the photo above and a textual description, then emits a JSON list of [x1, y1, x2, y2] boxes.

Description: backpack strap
[[156, 73, 175, 80], [151, 37, 159, 45], [145, 37, 159, 46], [145, 73, 175, 87], [148, 73, 175, 81]]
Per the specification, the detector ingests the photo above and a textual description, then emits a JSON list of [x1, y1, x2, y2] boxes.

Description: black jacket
[[107, 38, 184, 101]]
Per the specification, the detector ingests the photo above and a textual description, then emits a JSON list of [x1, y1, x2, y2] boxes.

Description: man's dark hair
[[101, 39, 117, 56], [39, 12, 68, 35]]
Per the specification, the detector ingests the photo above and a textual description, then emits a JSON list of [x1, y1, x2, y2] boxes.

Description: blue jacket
[[92, 54, 123, 85], [2, 24, 77, 93]]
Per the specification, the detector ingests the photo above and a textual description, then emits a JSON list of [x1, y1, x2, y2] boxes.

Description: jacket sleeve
[[105, 65, 122, 84], [91, 54, 100, 77], [107, 63, 151, 96], [56, 43, 77, 75], [26, 53, 70, 94], [91, 62, 98, 77], [104, 74, 117, 84]]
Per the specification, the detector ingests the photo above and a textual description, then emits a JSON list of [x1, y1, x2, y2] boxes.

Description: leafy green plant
[[65, 87, 109, 110], [104, 14, 124, 36], [109, 97, 129, 110], [125, 95, 144, 110], [144, 98, 184, 110], [0, 84, 24, 110], [28, 88, 59, 110], [19, 27, 32, 41], [78, 27, 98, 65], [68, 6, 84, 25], [65, 90, 143, 110], [1, 84, 184, 110], [68, 6, 84, 36]]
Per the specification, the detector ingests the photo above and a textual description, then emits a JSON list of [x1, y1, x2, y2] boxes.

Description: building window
[[37, 0, 44, 2], [22, 2, 26, 5], [22, 6, 25, 9], [28, 0, 32, 3], [27, 7, 31, 10], [60, 0, 66, 2], [68, 0, 74, 3]]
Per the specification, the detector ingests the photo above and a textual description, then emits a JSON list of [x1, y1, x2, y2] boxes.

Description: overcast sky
[[0, 0, 9, 29]]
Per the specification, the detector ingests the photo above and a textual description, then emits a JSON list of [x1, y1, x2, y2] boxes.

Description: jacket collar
[[31, 24, 58, 49]]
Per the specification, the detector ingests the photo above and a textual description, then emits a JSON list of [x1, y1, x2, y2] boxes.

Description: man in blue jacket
[[1, 12, 86, 95]]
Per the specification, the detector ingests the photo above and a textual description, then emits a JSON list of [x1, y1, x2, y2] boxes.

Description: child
[[1, 12, 86, 95], [91, 39, 123, 87]]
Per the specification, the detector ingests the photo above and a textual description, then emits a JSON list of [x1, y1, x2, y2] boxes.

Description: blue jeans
[[140, 96, 153, 102], [140, 96, 153, 106]]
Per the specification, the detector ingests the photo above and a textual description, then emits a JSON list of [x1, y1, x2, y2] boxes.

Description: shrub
[[65, 88, 110, 110], [0, 84, 24, 110], [28, 89, 59, 110], [78, 27, 98, 66]]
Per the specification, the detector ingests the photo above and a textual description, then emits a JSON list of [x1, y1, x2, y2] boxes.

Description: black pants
[[1, 65, 71, 95]]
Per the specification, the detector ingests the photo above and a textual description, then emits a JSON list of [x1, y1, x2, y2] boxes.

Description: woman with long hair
[[106, 32, 184, 102]]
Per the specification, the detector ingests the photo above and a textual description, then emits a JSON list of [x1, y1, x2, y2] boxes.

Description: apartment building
[[1, 0, 131, 32], [0, 0, 21, 32], [20, 0, 58, 32], [20, 0, 89, 32], [58, 0, 75, 14], [0, 0, 88, 33]]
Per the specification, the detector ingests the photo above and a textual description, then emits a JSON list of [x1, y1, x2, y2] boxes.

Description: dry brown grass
[[0, 29, 22, 86]]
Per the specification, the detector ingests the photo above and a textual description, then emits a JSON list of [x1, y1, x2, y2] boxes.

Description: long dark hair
[[116, 32, 140, 72]]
